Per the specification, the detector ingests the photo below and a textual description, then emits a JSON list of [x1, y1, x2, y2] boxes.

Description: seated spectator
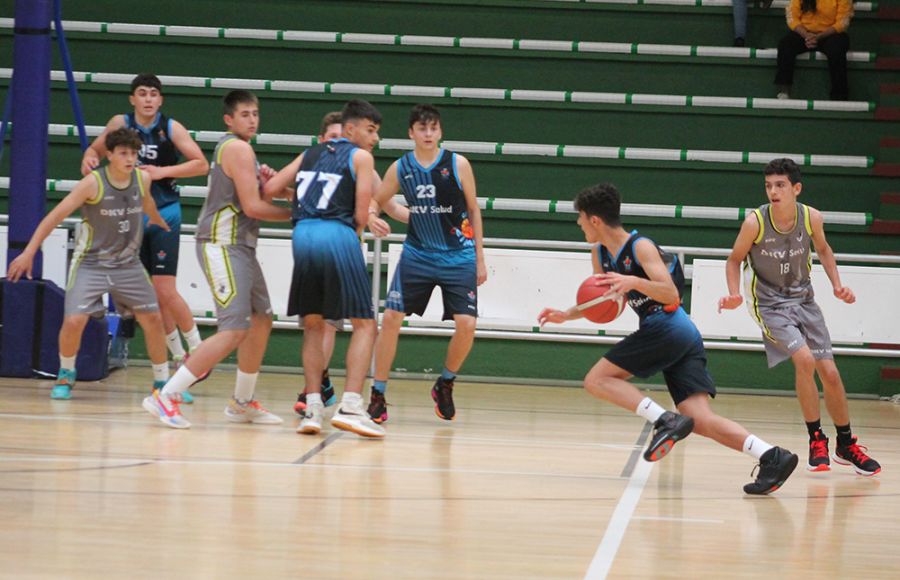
[[774, 0, 853, 100], [732, 0, 774, 48]]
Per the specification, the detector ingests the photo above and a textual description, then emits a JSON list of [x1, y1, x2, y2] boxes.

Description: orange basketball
[[576, 276, 625, 323]]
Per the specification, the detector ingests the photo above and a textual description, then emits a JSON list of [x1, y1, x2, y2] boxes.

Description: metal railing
[[2, 215, 898, 358]]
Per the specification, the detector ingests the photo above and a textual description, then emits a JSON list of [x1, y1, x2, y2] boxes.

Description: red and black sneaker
[[833, 436, 881, 476], [431, 377, 456, 421], [367, 390, 388, 424], [643, 411, 694, 462], [807, 430, 831, 472]]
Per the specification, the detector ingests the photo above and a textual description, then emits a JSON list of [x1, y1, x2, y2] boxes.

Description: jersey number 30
[[296, 171, 343, 209]]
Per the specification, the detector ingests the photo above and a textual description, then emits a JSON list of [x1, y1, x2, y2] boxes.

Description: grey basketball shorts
[[65, 260, 159, 317], [753, 299, 834, 368], [197, 242, 272, 331]]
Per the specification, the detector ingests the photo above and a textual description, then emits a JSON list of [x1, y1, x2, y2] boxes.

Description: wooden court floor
[[0, 368, 897, 579]]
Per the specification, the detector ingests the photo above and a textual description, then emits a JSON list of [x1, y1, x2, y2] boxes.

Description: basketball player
[[81, 74, 210, 398], [365, 104, 487, 424], [263, 99, 385, 438], [8, 128, 171, 400], [539, 183, 798, 495], [289, 112, 366, 416], [142, 90, 289, 429], [719, 158, 881, 476]]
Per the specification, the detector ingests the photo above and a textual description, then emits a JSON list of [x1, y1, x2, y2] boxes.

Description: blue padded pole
[[53, 0, 88, 152], [6, 0, 52, 277], [0, 75, 12, 164]]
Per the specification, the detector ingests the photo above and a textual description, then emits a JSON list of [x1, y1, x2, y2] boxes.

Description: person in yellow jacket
[[775, 0, 853, 100]]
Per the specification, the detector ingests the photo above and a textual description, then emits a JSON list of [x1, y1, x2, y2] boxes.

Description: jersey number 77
[[296, 170, 343, 210]]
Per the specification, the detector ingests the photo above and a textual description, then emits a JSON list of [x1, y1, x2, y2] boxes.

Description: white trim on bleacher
[[32, 123, 875, 169], [0, 19, 876, 64]]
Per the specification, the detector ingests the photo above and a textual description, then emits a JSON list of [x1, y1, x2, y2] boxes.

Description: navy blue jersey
[[293, 139, 358, 228], [124, 112, 180, 208], [397, 149, 474, 252], [598, 231, 685, 320]]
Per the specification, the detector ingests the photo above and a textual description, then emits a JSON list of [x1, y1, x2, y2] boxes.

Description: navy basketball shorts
[[140, 202, 182, 277], [288, 219, 374, 320], [384, 245, 477, 321], [604, 307, 716, 405]]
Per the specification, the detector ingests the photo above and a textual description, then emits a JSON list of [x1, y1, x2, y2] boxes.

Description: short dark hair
[[319, 111, 342, 136], [223, 90, 258, 116], [341, 99, 382, 126], [130, 73, 162, 94], [408, 104, 441, 129], [574, 183, 622, 227], [105, 127, 142, 152], [764, 158, 802, 185]]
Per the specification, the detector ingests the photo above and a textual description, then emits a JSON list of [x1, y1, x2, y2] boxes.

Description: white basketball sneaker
[[297, 401, 324, 434], [331, 397, 385, 438], [224, 398, 284, 425], [142, 390, 191, 429]]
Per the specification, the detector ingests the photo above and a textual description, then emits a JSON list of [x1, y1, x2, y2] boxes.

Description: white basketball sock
[[59, 354, 76, 371], [743, 435, 774, 460], [162, 366, 198, 396], [166, 330, 186, 359], [234, 370, 258, 402], [151, 363, 169, 383], [182, 326, 202, 351], [635, 397, 666, 423], [341, 391, 362, 406], [306, 393, 322, 406]]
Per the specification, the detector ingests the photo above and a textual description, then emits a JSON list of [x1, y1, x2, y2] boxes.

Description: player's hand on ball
[[833, 286, 855, 304], [717, 294, 743, 312], [594, 272, 634, 295]]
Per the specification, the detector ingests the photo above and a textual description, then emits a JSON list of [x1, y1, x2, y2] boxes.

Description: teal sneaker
[[51, 368, 76, 400]]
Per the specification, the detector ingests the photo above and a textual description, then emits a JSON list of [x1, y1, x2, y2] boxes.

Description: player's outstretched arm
[[457, 155, 487, 286], [224, 140, 291, 222], [719, 213, 759, 312], [808, 207, 855, 304], [80, 115, 126, 175], [7, 175, 99, 281], [537, 305, 584, 327]]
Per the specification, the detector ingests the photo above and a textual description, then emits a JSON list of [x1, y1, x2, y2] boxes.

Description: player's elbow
[[194, 158, 210, 175]]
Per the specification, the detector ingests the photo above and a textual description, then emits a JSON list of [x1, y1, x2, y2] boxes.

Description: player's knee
[[381, 309, 404, 330], [61, 315, 88, 333], [582, 370, 614, 398], [454, 315, 476, 337], [220, 329, 248, 349], [817, 363, 842, 386], [136, 311, 164, 330], [792, 350, 816, 374]]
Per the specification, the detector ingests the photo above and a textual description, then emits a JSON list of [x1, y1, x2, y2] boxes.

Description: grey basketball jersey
[[196, 134, 260, 247], [73, 168, 146, 267], [744, 203, 814, 308]]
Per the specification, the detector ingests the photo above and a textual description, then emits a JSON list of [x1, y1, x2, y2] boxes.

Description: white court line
[[0, 412, 639, 451], [0, 453, 627, 482], [584, 456, 654, 579], [633, 515, 724, 524]]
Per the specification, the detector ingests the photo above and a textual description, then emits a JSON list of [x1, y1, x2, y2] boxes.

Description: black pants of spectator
[[775, 31, 849, 100]]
